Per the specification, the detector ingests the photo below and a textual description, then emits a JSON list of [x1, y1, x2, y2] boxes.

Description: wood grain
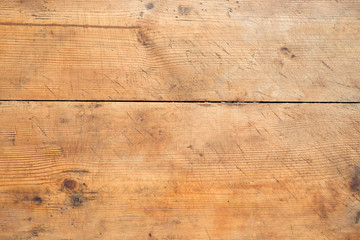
[[0, 0, 359, 101], [0, 102, 359, 239], [0, 0, 358, 26]]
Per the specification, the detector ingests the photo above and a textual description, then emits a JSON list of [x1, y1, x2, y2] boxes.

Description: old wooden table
[[0, 1, 359, 239]]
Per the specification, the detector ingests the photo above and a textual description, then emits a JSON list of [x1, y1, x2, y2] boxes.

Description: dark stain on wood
[[355, 211, 360, 224], [32, 196, 42, 205], [29, 226, 46, 237], [68, 192, 96, 208], [88, 103, 102, 109], [178, 5, 192, 15], [280, 47, 296, 59], [137, 30, 152, 47], [70, 195, 84, 207], [59, 117, 69, 123], [318, 203, 328, 218], [63, 179, 77, 190], [146, 3, 154, 10], [349, 166, 360, 192]]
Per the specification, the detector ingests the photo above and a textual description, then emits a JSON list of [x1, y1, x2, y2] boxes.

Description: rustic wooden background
[[0, 0, 359, 239]]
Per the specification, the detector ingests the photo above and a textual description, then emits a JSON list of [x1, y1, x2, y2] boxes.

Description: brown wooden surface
[[1, 0, 360, 239], [0, 0, 359, 101], [0, 102, 360, 239]]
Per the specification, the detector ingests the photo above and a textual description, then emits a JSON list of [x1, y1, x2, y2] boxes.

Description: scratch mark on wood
[[45, 85, 56, 97], [0, 22, 140, 29], [236, 166, 247, 176], [62, 170, 89, 173], [37, 125, 47, 136], [321, 60, 334, 71], [274, 177, 297, 200]]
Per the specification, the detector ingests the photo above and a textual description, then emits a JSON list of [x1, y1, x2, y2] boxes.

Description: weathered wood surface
[[0, 102, 359, 239], [1, 0, 359, 239], [0, 0, 359, 101]]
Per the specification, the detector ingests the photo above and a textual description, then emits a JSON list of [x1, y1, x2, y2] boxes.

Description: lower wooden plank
[[0, 102, 359, 239]]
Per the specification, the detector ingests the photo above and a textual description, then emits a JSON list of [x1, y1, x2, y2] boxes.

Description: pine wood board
[[0, 0, 359, 101], [0, 102, 359, 239]]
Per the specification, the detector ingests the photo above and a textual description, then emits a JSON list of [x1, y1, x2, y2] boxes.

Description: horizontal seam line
[[0, 100, 359, 104], [0, 22, 140, 29]]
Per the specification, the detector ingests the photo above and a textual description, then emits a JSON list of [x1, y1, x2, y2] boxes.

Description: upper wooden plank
[[1, 0, 358, 26], [0, 102, 359, 239], [0, 0, 359, 101]]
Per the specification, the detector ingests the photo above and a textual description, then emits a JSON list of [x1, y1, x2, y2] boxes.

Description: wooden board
[[0, 0, 359, 101], [1, 0, 359, 26], [1, 1, 359, 239], [0, 102, 359, 239]]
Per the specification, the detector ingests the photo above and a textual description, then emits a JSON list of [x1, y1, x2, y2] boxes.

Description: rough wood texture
[[0, 0, 359, 101], [0, 102, 359, 239], [1, 1, 359, 239]]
